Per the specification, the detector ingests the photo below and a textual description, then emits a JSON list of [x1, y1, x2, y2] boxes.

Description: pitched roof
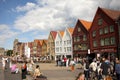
[[67, 27, 74, 35], [100, 7, 120, 20], [39, 40, 44, 45], [59, 31, 64, 37], [79, 19, 92, 30], [50, 31, 57, 39]]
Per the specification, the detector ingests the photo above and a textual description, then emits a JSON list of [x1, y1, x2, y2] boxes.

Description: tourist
[[115, 60, 120, 80], [10, 61, 19, 73], [2, 56, 6, 71], [33, 65, 42, 80], [70, 59, 75, 71], [76, 72, 85, 80]]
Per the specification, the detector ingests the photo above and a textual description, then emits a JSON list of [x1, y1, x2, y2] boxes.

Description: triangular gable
[[50, 31, 57, 40], [59, 31, 64, 38], [67, 27, 74, 35], [79, 19, 92, 31]]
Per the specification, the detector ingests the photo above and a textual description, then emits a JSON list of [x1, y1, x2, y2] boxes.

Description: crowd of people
[[1, 53, 120, 80]]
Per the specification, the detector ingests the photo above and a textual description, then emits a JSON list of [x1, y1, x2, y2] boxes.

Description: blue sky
[[0, 0, 120, 50]]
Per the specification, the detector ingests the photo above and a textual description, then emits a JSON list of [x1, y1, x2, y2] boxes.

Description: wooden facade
[[89, 7, 120, 57], [72, 19, 91, 57]]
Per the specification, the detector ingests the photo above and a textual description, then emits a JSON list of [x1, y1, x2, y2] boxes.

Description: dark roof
[[100, 7, 120, 20]]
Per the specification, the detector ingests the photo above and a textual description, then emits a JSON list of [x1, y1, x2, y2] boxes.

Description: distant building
[[0, 47, 5, 56], [47, 31, 57, 60]]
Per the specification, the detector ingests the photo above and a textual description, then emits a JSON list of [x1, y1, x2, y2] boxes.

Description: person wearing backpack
[[115, 60, 120, 80], [100, 54, 111, 79]]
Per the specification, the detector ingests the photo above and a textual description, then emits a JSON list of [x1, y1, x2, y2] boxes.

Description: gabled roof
[[79, 19, 92, 30], [50, 31, 57, 39], [59, 31, 64, 37], [67, 27, 74, 35], [42, 40, 47, 45], [100, 7, 120, 20], [39, 40, 44, 45]]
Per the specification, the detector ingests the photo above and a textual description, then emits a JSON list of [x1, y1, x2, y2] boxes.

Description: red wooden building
[[89, 7, 120, 58], [72, 19, 92, 57]]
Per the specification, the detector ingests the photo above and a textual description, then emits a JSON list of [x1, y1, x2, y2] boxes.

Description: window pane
[[98, 19, 103, 25], [92, 31, 96, 37], [100, 38, 104, 46], [110, 25, 114, 32], [105, 38, 109, 45], [93, 40, 97, 47], [99, 28, 103, 35], [78, 27, 81, 32], [110, 37, 115, 45], [104, 27, 108, 34], [83, 35, 87, 41], [77, 36, 80, 42]]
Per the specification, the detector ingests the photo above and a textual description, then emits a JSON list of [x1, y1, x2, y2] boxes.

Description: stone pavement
[[0, 57, 83, 80], [31, 63, 83, 80]]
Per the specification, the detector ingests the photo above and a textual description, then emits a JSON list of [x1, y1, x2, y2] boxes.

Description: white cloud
[[0, 24, 18, 47], [16, 2, 36, 12], [14, 0, 120, 33]]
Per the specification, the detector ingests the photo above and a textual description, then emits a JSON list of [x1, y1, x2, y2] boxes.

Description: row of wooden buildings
[[13, 7, 120, 60]]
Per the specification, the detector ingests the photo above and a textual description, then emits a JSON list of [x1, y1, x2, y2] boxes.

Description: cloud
[[16, 2, 36, 12], [14, 0, 120, 34], [0, 24, 18, 47]]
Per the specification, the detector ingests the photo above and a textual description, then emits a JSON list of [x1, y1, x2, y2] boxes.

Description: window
[[83, 35, 87, 41], [74, 37, 77, 42], [81, 44, 88, 50], [64, 41, 66, 45], [77, 36, 80, 42], [104, 27, 108, 34], [92, 31, 96, 37], [67, 47, 71, 52], [99, 28, 103, 35], [64, 47, 66, 52], [67, 40, 71, 45], [98, 18, 103, 25], [105, 38, 109, 45], [110, 25, 114, 32], [78, 27, 81, 32], [100, 38, 104, 46], [110, 37, 115, 45], [93, 40, 97, 47], [74, 45, 78, 50]]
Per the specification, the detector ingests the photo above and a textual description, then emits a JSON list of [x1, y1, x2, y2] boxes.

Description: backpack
[[115, 64, 120, 74], [86, 62, 89, 69]]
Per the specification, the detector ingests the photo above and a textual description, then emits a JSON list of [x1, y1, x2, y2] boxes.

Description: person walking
[[115, 60, 120, 80]]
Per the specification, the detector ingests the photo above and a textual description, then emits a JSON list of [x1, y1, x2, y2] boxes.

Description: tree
[[6, 50, 13, 56]]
